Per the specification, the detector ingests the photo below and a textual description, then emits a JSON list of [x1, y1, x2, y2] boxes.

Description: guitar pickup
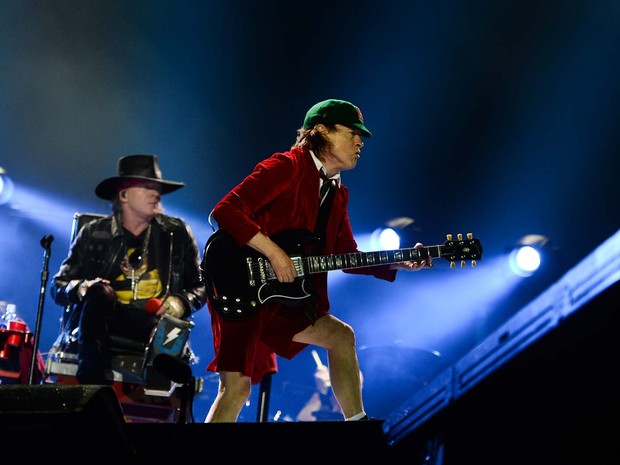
[[292, 256, 306, 277]]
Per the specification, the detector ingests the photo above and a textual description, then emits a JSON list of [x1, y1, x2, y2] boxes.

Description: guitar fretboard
[[303, 246, 442, 274]]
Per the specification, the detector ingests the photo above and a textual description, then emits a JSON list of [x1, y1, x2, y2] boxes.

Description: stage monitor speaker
[[0, 385, 139, 462]]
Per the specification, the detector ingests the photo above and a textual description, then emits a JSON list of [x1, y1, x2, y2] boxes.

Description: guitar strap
[[304, 180, 336, 324]]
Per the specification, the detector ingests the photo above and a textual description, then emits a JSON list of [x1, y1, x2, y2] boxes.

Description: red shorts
[[207, 303, 326, 384]]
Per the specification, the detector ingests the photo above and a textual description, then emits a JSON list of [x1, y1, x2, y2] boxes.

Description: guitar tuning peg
[[446, 234, 453, 241], [472, 260, 477, 267], [460, 260, 466, 268], [450, 261, 456, 269], [457, 233, 463, 241], [467, 232, 473, 240]]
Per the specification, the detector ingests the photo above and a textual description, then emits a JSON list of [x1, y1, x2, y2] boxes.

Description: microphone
[[153, 353, 192, 384], [145, 298, 163, 314], [40, 235, 54, 249]]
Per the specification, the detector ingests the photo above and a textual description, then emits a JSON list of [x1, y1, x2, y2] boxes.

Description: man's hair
[[293, 123, 338, 159], [112, 196, 122, 215]]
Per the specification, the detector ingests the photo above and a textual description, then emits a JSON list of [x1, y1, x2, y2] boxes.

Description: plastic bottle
[[2, 304, 27, 347], [0, 300, 7, 323], [0, 302, 15, 329]]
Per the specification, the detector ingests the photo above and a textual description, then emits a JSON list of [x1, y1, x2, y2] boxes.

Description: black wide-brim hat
[[95, 154, 185, 200]]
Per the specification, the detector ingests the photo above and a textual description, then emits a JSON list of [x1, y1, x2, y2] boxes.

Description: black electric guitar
[[200, 229, 483, 321]]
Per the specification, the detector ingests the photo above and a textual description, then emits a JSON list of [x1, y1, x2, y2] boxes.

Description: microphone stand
[[177, 376, 196, 424], [29, 235, 53, 384]]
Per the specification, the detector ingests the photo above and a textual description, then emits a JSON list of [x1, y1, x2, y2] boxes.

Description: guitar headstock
[[444, 233, 483, 268]]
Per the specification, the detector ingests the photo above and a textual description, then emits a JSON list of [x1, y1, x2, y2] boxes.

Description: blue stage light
[[371, 227, 401, 250], [509, 235, 549, 277], [369, 217, 418, 251]]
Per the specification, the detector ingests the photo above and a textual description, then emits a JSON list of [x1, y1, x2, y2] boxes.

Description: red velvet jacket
[[212, 146, 397, 314]]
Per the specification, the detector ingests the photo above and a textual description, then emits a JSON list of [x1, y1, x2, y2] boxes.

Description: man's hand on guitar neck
[[390, 242, 433, 271]]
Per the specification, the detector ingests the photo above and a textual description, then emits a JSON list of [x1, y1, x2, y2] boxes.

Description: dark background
[[1, 1, 619, 421]]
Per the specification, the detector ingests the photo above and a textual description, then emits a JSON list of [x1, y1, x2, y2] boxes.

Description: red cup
[[7, 320, 27, 346]]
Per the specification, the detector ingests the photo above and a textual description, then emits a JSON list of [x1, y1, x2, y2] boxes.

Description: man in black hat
[[201, 99, 432, 422], [51, 154, 206, 385]]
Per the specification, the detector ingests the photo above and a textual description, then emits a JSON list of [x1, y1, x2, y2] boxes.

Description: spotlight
[[0, 167, 14, 206], [508, 234, 550, 277], [370, 227, 401, 250], [370, 217, 419, 250]]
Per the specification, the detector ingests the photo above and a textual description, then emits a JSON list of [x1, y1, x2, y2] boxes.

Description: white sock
[[345, 411, 367, 421]]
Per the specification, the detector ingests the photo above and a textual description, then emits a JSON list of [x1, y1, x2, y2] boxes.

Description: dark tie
[[319, 175, 334, 205]]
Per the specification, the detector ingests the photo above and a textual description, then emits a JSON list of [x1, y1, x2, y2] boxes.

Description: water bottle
[[0, 302, 14, 329], [0, 301, 7, 325], [1, 304, 26, 346]]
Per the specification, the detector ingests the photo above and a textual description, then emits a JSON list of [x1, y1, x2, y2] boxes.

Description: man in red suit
[[202, 99, 432, 422]]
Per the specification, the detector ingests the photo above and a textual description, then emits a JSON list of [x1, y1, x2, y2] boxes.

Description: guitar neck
[[301, 244, 459, 275]]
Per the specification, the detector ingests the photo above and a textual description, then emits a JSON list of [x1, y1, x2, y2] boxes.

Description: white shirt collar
[[310, 150, 341, 187]]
